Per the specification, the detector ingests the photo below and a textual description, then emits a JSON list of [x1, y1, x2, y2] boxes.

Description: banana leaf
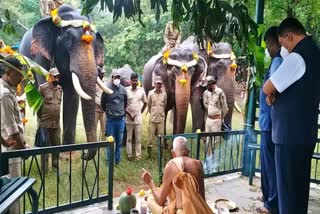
[[24, 83, 43, 113]]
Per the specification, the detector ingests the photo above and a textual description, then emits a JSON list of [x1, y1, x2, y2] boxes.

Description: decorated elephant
[[19, 4, 112, 160], [180, 37, 237, 130], [143, 47, 207, 134]]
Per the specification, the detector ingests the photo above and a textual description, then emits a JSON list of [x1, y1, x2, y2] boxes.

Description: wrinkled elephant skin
[[19, 4, 111, 160], [143, 48, 207, 134]]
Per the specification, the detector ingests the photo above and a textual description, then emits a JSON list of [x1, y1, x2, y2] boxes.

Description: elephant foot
[[81, 149, 97, 161]]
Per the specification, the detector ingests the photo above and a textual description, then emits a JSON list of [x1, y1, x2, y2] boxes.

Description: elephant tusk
[[71, 73, 92, 100], [97, 77, 113, 94], [234, 101, 242, 113]]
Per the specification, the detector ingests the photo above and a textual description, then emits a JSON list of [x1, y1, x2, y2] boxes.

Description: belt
[[208, 114, 221, 120]]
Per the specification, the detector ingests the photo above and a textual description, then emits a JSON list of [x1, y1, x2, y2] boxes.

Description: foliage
[[94, 10, 191, 74], [81, 0, 258, 47], [0, 0, 42, 45]]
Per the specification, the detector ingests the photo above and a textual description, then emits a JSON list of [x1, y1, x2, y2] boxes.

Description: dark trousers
[[275, 143, 315, 214], [260, 131, 278, 213], [105, 117, 125, 164]]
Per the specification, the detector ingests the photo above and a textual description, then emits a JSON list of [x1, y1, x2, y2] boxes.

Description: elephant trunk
[[174, 73, 191, 134], [70, 43, 98, 160]]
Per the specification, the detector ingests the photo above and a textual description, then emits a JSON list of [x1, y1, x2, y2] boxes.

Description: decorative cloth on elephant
[[50, 5, 96, 44]]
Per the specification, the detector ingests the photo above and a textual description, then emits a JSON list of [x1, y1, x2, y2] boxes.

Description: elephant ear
[[94, 32, 104, 67], [209, 58, 230, 82], [193, 56, 208, 87], [30, 17, 59, 62]]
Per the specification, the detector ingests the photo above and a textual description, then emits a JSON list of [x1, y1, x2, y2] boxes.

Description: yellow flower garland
[[0, 46, 16, 55], [163, 50, 171, 64]]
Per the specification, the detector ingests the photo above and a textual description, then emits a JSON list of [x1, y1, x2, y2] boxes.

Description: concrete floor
[[58, 173, 320, 214]]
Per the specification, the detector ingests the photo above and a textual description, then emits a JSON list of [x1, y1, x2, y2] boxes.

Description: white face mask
[[280, 46, 289, 58], [113, 79, 120, 86]]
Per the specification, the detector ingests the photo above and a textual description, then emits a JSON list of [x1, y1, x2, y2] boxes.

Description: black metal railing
[[0, 141, 114, 213], [157, 131, 246, 182]]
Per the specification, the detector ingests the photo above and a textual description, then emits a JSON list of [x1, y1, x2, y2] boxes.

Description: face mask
[[52, 81, 59, 86], [280, 46, 289, 58], [113, 79, 120, 86]]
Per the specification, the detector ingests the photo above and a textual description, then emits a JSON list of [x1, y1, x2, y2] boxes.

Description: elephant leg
[[190, 87, 205, 132], [62, 86, 79, 145], [224, 102, 234, 129]]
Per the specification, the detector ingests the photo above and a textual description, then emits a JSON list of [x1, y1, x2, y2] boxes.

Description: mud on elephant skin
[[143, 47, 207, 134], [19, 4, 113, 160]]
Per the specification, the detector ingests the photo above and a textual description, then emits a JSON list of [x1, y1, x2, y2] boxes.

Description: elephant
[[108, 64, 134, 87], [143, 47, 208, 134], [180, 37, 237, 130], [19, 4, 113, 160]]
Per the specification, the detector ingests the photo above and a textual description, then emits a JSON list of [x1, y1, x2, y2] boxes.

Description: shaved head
[[172, 136, 189, 156]]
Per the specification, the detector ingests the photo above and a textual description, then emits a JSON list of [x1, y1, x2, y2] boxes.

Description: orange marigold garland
[[81, 32, 94, 44]]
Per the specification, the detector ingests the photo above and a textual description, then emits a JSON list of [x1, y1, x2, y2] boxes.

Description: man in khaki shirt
[[37, 68, 62, 172], [147, 76, 167, 158], [0, 57, 27, 214], [125, 73, 147, 160], [203, 76, 228, 156], [203, 76, 228, 133], [163, 21, 182, 52]]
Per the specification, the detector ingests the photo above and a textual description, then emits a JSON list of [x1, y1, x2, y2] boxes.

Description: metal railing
[[248, 131, 320, 184], [0, 141, 114, 213], [157, 131, 246, 182]]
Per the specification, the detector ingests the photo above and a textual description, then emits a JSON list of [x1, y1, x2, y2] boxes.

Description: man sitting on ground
[[141, 136, 213, 214]]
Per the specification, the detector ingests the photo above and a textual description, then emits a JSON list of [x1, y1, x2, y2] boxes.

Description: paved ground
[[58, 173, 320, 214]]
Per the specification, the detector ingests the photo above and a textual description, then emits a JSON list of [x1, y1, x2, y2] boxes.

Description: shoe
[[135, 156, 141, 161], [127, 156, 134, 161]]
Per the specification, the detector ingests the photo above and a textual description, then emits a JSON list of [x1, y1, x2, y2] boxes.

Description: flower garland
[[0, 46, 16, 55], [50, 9, 96, 44], [162, 51, 200, 86]]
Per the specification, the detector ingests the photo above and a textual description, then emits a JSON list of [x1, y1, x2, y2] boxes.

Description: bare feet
[[256, 206, 270, 214]]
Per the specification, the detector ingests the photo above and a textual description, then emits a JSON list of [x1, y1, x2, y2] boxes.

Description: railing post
[[242, 86, 257, 176], [196, 134, 201, 160], [108, 142, 114, 210], [157, 136, 163, 183]]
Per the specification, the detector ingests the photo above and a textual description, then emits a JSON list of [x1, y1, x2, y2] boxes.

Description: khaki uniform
[[203, 87, 228, 154], [95, 83, 106, 141], [147, 89, 167, 148], [163, 21, 182, 51], [125, 87, 147, 158], [38, 82, 62, 172], [0, 79, 24, 214]]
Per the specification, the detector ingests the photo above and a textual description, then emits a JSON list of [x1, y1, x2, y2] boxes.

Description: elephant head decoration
[[143, 48, 207, 134], [19, 5, 112, 159]]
